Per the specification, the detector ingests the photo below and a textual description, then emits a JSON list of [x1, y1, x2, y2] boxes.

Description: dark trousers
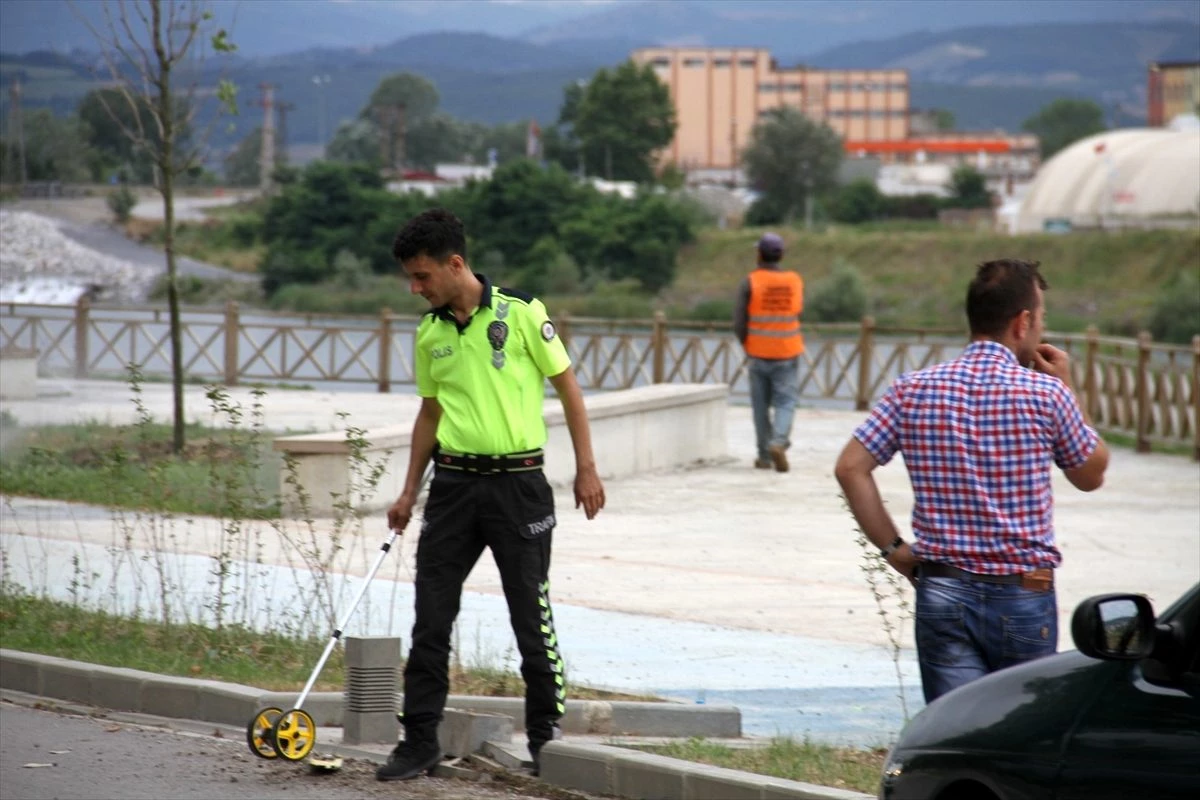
[[401, 468, 564, 747]]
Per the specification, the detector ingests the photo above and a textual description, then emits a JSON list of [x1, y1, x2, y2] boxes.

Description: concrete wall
[[273, 383, 730, 516], [0, 347, 38, 400]]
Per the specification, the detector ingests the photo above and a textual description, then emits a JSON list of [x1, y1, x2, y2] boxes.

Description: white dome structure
[[1014, 126, 1200, 233]]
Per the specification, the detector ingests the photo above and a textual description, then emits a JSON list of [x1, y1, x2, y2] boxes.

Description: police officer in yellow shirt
[[377, 208, 605, 781]]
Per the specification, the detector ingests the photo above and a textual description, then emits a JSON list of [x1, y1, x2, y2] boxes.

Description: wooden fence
[[3, 298, 1197, 458]]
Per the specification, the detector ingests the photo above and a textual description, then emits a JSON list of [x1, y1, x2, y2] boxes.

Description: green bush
[[806, 261, 870, 323], [545, 278, 654, 319], [744, 194, 788, 226], [147, 274, 263, 307], [1148, 270, 1200, 345], [688, 298, 736, 322], [829, 179, 885, 224], [106, 185, 137, 223], [259, 162, 434, 295], [267, 277, 426, 316]]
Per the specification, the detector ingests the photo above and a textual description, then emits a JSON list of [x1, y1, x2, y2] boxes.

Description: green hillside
[[666, 226, 1200, 337]]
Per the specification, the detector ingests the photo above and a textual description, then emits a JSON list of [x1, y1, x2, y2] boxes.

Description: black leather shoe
[[375, 739, 442, 781]]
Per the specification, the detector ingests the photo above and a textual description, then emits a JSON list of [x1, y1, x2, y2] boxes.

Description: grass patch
[[667, 226, 1200, 334], [1102, 430, 1196, 458], [0, 419, 280, 518], [631, 737, 886, 794], [0, 589, 653, 701], [126, 217, 266, 273]]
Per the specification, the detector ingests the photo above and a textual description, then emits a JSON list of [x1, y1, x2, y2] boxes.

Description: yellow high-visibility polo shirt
[[415, 275, 570, 455]]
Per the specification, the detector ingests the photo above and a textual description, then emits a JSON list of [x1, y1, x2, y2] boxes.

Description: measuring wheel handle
[[246, 706, 283, 759], [271, 708, 317, 762]]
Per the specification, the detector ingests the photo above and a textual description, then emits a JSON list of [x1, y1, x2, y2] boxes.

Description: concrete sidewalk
[[4, 378, 1196, 641]]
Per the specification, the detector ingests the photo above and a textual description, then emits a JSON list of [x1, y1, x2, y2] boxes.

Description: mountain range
[[1, 0, 1198, 153]]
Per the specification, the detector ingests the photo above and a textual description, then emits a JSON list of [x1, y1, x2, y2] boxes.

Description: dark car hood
[[895, 651, 1121, 756]]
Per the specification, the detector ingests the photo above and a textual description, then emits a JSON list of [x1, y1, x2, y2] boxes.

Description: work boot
[[768, 443, 789, 473], [529, 725, 562, 777], [754, 458, 772, 469], [375, 734, 442, 781]]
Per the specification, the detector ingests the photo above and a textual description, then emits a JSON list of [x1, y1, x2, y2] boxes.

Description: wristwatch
[[879, 536, 905, 558]]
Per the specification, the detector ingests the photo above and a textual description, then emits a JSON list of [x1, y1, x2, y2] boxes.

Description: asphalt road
[[0, 700, 560, 800], [55, 216, 258, 284]]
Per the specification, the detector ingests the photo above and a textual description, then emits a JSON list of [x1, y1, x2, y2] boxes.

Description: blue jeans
[[747, 356, 799, 461], [914, 575, 1057, 704]]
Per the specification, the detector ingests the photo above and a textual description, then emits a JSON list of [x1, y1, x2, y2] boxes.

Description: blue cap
[[756, 232, 784, 256]]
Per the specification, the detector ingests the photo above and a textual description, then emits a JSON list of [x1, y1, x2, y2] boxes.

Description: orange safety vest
[[744, 268, 804, 359]]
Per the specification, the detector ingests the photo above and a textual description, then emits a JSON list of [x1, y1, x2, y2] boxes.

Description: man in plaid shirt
[[835, 259, 1109, 703]]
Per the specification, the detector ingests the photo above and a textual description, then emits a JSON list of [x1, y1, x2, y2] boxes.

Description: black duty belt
[[434, 448, 544, 474], [918, 562, 1054, 592]]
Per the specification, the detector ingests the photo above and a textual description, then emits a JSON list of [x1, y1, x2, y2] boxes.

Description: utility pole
[[374, 103, 405, 176], [276, 101, 295, 166], [729, 117, 738, 186], [257, 83, 275, 193], [312, 74, 331, 150], [7, 76, 27, 185]]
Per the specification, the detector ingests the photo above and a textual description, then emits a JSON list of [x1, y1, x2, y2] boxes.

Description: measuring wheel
[[271, 708, 317, 761], [246, 706, 283, 759]]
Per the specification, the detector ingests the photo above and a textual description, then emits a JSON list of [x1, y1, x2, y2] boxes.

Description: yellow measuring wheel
[[245, 706, 283, 759], [271, 708, 317, 761]]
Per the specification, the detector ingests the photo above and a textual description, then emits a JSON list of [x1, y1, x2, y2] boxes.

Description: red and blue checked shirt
[[853, 340, 1098, 574]]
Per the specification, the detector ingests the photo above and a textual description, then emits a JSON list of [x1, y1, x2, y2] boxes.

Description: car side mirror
[[1071, 593, 1156, 660]]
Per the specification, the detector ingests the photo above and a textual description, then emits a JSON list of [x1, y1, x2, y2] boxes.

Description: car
[[878, 583, 1200, 799]]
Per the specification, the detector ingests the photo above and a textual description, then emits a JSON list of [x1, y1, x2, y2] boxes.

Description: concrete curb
[[0, 648, 740, 737], [539, 740, 873, 800], [0, 682, 872, 800]]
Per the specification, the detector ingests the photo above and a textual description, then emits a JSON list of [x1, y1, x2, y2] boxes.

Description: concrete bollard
[[342, 636, 401, 745]]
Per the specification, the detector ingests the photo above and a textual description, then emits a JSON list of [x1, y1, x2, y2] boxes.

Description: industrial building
[[1012, 118, 1200, 233], [630, 47, 1039, 181], [1147, 61, 1200, 127]]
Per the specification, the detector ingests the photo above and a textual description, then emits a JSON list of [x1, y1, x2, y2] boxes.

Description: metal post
[[223, 300, 239, 386], [855, 316, 875, 411], [377, 308, 392, 393], [74, 296, 89, 379], [1135, 331, 1151, 453], [652, 310, 666, 384]]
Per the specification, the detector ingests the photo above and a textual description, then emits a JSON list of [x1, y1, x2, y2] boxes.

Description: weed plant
[[843, 494, 914, 722]]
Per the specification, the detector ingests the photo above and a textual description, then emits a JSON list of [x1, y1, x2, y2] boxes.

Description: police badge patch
[[540, 321, 556, 342], [487, 320, 508, 369]]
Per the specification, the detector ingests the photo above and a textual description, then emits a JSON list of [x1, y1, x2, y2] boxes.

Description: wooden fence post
[[223, 300, 239, 386], [558, 311, 571, 352], [855, 315, 875, 411], [1084, 325, 1099, 424], [377, 308, 392, 393], [1135, 331, 1151, 453], [73, 295, 89, 379], [652, 310, 666, 384], [1192, 335, 1199, 462]]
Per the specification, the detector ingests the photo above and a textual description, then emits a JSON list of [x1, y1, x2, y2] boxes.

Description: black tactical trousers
[[401, 467, 565, 747]]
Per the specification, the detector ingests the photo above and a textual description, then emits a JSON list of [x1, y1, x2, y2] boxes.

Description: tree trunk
[[152, 0, 185, 455]]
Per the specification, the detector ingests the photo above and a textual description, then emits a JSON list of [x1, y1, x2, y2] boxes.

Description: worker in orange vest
[[733, 232, 804, 473]]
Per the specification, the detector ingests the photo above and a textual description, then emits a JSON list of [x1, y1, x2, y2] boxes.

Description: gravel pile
[[0, 210, 156, 304]]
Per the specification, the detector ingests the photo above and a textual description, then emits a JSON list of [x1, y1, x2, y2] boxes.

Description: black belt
[[918, 562, 1054, 592], [434, 448, 544, 474]]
